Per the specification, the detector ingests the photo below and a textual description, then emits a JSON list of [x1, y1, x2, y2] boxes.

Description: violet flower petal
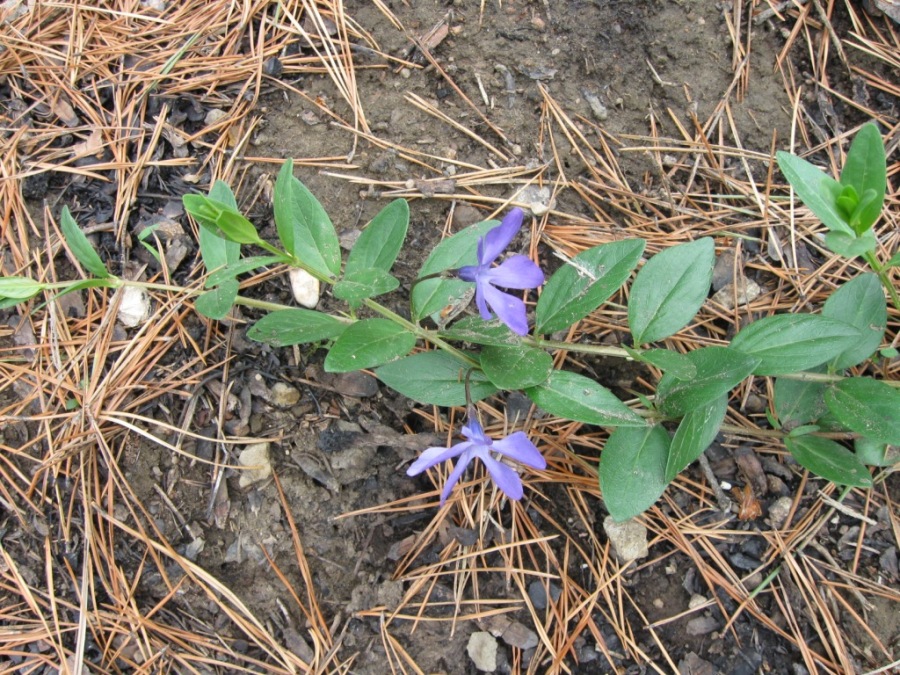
[[481, 282, 529, 335], [483, 255, 545, 290], [479, 208, 524, 265], [480, 452, 524, 501], [440, 448, 474, 504], [493, 432, 546, 470], [461, 418, 490, 444], [474, 282, 492, 321], [407, 442, 474, 476], [458, 265, 478, 282]]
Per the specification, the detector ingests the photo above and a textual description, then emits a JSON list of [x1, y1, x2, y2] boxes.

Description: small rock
[[686, 615, 719, 636], [118, 286, 150, 327], [711, 249, 736, 291], [452, 204, 482, 229], [710, 278, 761, 309], [688, 594, 707, 610], [238, 443, 272, 488], [269, 382, 300, 407], [289, 268, 320, 308], [332, 371, 379, 398], [768, 496, 793, 528], [501, 621, 538, 651], [527, 579, 561, 610], [678, 652, 716, 675], [603, 516, 648, 564], [467, 631, 498, 672]]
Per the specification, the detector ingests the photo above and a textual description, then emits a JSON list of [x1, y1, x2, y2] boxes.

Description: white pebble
[[118, 286, 150, 327], [289, 268, 320, 308]]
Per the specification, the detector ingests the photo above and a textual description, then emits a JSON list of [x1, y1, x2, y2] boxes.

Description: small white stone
[[289, 268, 320, 308], [270, 382, 300, 407], [603, 516, 649, 564], [467, 631, 498, 672], [238, 443, 272, 488], [118, 286, 150, 327]]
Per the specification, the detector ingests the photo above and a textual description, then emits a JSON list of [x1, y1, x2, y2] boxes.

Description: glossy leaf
[[840, 123, 886, 234], [600, 425, 671, 521], [774, 373, 827, 430], [333, 267, 400, 306], [524, 369, 645, 427], [0, 276, 46, 300], [205, 255, 284, 288], [822, 274, 886, 370], [666, 394, 727, 482], [776, 151, 852, 235], [656, 346, 759, 417], [59, 206, 109, 278], [411, 219, 497, 321], [535, 239, 645, 334], [324, 319, 416, 373], [247, 308, 348, 346], [439, 316, 522, 347], [345, 199, 409, 275], [824, 377, 900, 446], [628, 238, 714, 345], [273, 159, 340, 277], [376, 351, 497, 406], [194, 279, 238, 320], [730, 314, 860, 375], [480, 344, 552, 390], [785, 435, 873, 488]]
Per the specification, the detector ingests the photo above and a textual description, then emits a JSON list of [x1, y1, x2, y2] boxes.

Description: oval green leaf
[[274, 159, 340, 277], [524, 369, 645, 427], [628, 238, 714, 345], [785, 435, 872, 488], [439, 316, 522, 347], [194, 279, 238, 320], [480, 344, 552, 390], [600, 424, 671, 522], [0, 276, 46, 300], [345, 199, 409, 276], [657, 346, 759, 417], [665, 394, 728, 482], [824, 377, 900, 446], [535, 238, 645, 335], [774, 372, 828, 430], [822, 273, 886, 370], [333, 267, 400, 306], [324, 319, 416, 373], [776, 151, 852, 235], [625, 346, 697, 380], [247, 308, 349, 347], [730, 314, 860, 375], [375, 351, 498, 406], [840, 123, 886, 234]]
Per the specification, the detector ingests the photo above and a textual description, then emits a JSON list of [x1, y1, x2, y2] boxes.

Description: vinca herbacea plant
[[3, 122, 898, 521]]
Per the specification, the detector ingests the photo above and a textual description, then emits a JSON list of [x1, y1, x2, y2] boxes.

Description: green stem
[[524, 336, 632, 359], [864, 250, 900, 311]]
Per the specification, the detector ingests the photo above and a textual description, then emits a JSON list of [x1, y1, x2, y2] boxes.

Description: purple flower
[[458, 208, 544, 335], [407, 416, 546, 505]]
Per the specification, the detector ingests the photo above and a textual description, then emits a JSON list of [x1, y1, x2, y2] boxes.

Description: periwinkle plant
[[4, 123, 899, 519]]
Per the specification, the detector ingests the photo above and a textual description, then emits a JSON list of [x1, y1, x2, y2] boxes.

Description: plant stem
[[524, 336, 632, 359], [864, 250, 900, 311]]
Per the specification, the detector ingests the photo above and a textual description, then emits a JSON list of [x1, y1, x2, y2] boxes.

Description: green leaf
[[776, 151, 853, 235], [0, 276, 46, 300], [854, 437, 898, 468], [885, 250, 900, 269], [205, 255, 284, 288], [247, 308, 348, 347], [183, 194, 261, 245], [333, 267, 400, 306], [480, 344, 552, 390], [198, 181, 242, 272], [194, 279, 238, 320], [774, 373, 828, 429], [840, 123, 886, 234], [411, 219, 498, 321], [324, 319, 416, 373], [535, 238, 645, 334], [524, 369, 645, 427], [628, 238, 714, 345], [666, 394, 728, 482], [785, 435, 872, 488], [600, 425, 671, 521], [439, 316, 522, 347], [657, 346, 759, 417], [730, 314, 860, 375], [273, 159, 340, 277], [345, 199, 409, 276], [375, 351, 497, 406], [822, 274, 887, 370], [824, 378, 900, 446], [625, 346, 697, 380], [59, 206, 109, 278], [824, 229, 877, 259]]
